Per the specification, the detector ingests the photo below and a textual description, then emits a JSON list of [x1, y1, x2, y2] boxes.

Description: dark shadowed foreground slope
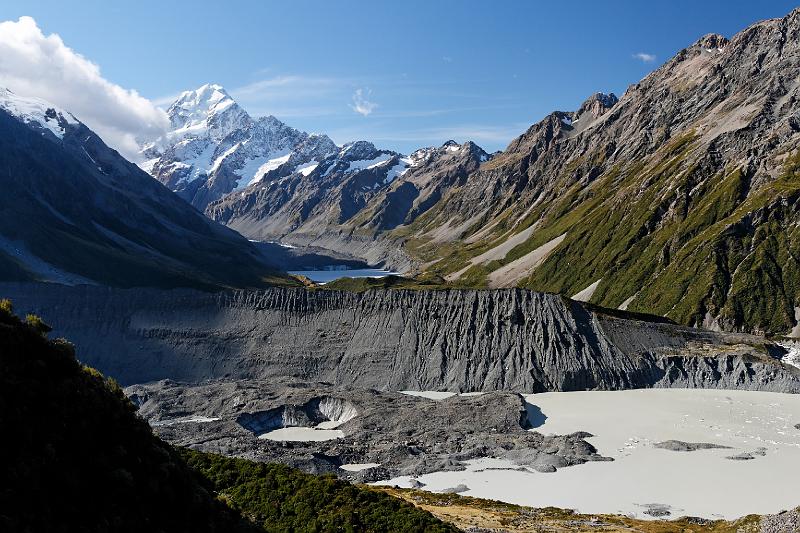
[[0, 300, 254, 532]]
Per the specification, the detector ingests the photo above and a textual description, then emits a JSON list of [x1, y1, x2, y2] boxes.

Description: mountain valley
[[134, 9, 800, 337], [4, 5, 800, 531]]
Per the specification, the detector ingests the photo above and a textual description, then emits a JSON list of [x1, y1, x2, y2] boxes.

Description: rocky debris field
[[126, 380, 610, 481]]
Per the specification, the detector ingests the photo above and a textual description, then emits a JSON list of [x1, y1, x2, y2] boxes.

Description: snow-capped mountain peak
[[0, 87, 79, 140], [167, 83, 236, 128], [162, 83, 249, 146], [140, 83, 339, 208]]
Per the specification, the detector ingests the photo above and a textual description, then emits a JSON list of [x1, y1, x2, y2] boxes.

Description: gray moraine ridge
[[4, 282, 799, 391]]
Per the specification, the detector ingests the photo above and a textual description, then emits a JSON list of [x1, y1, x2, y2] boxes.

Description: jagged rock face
[[141, 84, 338, 210], [126, 380, 609, 480], [573, 92, 619, 122], [350, 141, 489, 233], [5, 282, 798, 393], [406, 8, 800, 335], [207, 140, 402, 235], [207, 140, 489, 269], [0, 89, 287, 289]]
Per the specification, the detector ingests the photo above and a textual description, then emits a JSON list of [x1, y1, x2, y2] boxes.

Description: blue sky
[[1, 1, 798, 154]]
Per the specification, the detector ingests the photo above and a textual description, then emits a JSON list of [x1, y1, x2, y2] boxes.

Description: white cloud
[[0, 16, 168, 161], [350, 88, 377, 116], [226, 74, 345, 119], [633, 52, 657, 63], [232, 75, 338, 99]]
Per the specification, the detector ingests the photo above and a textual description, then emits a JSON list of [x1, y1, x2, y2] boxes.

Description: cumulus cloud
[[350, 88, 377, 116], [0, 16, 168, 161], [633, 52, 657, 63]]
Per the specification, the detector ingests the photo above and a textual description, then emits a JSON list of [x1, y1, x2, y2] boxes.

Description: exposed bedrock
[[3, 282, 799, 392]]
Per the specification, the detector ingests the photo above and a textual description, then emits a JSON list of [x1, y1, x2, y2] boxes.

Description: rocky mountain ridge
[[15, 8, 800, 336], [191, 9, 800, 336], [208, 138, 490, 269], [141, 84, 492, 269]]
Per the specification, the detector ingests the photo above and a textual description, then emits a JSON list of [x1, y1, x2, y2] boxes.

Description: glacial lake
[[288, 268, 398, 284], [377, 389, 800, 520]]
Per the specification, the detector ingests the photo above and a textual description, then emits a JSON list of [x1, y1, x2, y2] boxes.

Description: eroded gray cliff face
[[4, 282, 798, 392]]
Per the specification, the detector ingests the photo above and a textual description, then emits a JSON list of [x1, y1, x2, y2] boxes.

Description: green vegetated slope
[[322, 274, 445, 292], [0, 299, 455, 533], [522, 140, 800, 334], [417, 135, 800, 334], [183, 451, 456, 533], [0, 300, 253, 532]]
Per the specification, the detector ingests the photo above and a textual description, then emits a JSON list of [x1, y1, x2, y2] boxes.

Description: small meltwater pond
[[377, 389, 800, 520], [258, 419, 348, 442]]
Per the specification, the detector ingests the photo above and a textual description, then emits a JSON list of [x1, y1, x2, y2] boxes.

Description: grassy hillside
[[374, 11, 800, 336], [0, 299, 455, 533], [378, 487, 776, 533], [322, 274, 445, 292]]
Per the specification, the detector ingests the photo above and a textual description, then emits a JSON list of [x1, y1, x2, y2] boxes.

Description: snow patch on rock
[[778, 341, 800, 370], [0, 87, 78, 139]]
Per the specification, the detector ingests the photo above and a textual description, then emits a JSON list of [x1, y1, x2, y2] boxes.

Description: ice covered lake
[[377, 389, 800, 520], [287, 268, 398, 284]]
